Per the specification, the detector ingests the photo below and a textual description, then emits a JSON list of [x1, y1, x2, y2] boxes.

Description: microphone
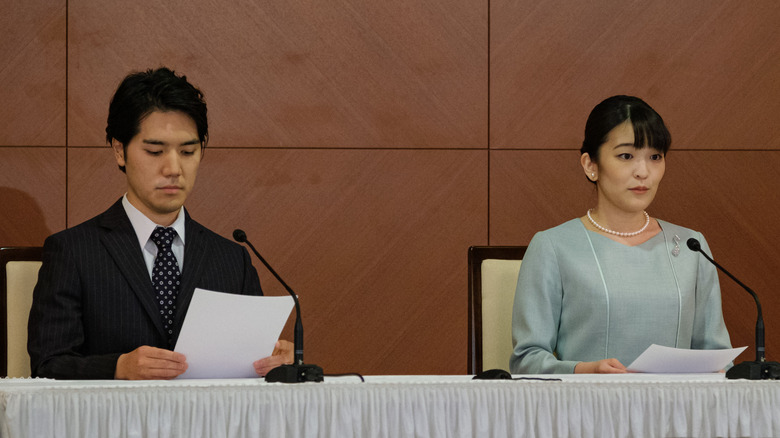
[[687, 238, 780, 379], [233, 229, 323, 383]]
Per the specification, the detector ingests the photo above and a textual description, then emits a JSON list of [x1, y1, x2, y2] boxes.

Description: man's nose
[[161, 151, 182, 176]]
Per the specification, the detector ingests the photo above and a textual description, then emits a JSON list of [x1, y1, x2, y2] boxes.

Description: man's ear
[[111, 139, 126, 168]]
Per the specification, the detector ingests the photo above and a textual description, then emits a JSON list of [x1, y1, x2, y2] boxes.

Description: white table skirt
[[1, 374, 778, 438]]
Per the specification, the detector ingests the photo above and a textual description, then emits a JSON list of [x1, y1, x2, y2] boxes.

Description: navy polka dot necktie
[[151, 227, 181, 338]]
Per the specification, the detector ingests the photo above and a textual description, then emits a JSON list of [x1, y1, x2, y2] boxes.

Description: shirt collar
[[121, 194, 186, 248]]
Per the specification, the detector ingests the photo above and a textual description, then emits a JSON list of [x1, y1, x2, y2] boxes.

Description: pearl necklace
[[586, 209, 650, 237]]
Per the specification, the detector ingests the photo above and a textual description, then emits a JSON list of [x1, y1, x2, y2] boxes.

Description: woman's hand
[[574, 358, 627, 374]]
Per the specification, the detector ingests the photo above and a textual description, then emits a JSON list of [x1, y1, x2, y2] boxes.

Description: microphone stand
[[234, 229, 324, 383], [688, 238, 780, 380]]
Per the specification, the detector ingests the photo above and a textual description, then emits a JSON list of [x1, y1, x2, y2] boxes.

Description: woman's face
[[582, 121, 666, 215]]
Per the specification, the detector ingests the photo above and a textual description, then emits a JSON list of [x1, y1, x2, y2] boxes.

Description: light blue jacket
[[510, 219, 732, 374]]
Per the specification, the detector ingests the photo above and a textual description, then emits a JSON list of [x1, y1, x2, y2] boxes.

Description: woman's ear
[[581, 152, 597, 182]]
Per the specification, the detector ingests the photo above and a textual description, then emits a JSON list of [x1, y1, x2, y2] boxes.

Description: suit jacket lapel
[[98, 199, 167, 338]]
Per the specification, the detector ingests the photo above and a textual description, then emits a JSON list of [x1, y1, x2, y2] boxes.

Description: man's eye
[[145, 150, 162, 156]]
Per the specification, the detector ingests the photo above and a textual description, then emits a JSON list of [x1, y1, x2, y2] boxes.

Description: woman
[[510, 95, 732, 374]]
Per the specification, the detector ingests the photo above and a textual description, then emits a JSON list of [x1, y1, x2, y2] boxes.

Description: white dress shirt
[[121, 194, 186, 279]]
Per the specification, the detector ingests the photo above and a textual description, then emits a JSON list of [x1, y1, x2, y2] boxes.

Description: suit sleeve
[[27, 234, 120, 379], [240, 245, 263, 297]]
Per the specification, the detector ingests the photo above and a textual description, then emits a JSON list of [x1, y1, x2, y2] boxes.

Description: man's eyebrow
[[142, 139, 200, 146]]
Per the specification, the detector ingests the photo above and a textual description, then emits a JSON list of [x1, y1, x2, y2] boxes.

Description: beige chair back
[[468, 246, 526, 374], [480, 259, 523, 372], [1, 247, 42, 377]]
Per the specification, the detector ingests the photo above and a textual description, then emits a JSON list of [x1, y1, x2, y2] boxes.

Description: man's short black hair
[[106, 67, 208, 172]]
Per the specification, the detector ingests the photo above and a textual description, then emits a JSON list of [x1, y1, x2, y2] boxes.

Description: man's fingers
[[136, 345, 187, 362], [254, 355, 289, 376], [116, 346, 188, 380]]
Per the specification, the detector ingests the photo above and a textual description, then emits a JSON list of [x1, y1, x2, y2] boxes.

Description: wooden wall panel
[[490, 0, 780, 149], [490, 150, 591, 243], [190, 149, 488, 374], [0, 148, 66, 246], [67, 147, 127, 225], [0, 1, 66, 146], [68, 147, 488, 374], [67, 0, 487, 148], [490, 149, 780, 365]]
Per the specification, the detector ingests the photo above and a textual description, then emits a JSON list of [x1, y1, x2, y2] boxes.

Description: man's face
[[113, 110, 202, 226]]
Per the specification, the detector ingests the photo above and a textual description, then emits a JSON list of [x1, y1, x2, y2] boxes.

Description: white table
[[1, 374, 778, 437]]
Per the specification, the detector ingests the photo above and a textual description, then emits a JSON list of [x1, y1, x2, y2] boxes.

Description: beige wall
[[2, 0, 779, 374]]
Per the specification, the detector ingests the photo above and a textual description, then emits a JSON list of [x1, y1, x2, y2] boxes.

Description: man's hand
[[574, 358, 627, 374], [253, 340, 294, 376], [115, 345, 188, 380]]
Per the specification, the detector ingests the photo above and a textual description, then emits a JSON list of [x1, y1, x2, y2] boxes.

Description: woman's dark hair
[[105, 67, 208, 172], [580, 95, 671, 170]]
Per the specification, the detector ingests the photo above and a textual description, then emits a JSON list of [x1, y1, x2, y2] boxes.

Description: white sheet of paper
[[627, 344, 747, 373], [174, 288, 294, 379]]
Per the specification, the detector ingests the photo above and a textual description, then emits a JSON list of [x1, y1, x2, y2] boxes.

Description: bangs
[[629, 109, 671, 155]]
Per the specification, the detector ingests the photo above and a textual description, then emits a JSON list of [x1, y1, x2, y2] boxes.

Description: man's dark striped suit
[[27, 199, 262, 379]]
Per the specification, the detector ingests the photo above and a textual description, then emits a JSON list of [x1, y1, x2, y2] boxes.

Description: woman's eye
[[651, 154, 663, 161], [617, 153, 633, 160]]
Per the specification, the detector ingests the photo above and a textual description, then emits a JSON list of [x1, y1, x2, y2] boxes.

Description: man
[[28, 67, 292, 379]]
